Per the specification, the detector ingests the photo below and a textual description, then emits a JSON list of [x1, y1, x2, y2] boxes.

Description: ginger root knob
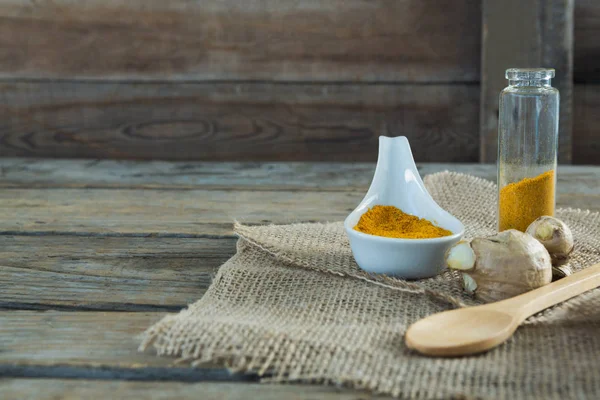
[[446, 230, 552, 302], [526, 216, 574, 265]]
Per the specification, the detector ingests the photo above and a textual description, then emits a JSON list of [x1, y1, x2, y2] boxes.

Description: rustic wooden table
[[1, 159, 599, 399]]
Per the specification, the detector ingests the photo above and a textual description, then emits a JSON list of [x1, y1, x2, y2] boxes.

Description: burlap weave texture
[[141, 172, 600, 399]]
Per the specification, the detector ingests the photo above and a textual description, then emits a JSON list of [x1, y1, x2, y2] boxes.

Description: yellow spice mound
[[353, 205, 452, 239], [499, 170, 555, 232]]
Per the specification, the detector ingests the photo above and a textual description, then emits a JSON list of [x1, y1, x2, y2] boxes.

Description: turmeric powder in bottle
[[498, 170, 555, 232], [354, 205, 452, 239], [496, 68, 559, 233]]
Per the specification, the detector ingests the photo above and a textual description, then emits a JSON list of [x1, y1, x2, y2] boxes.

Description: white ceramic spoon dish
[[344, 136, 464, 279]]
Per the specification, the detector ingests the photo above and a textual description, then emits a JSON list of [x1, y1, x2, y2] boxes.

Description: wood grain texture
[[574, 84, 600, 164], [1, 181, 599, 238], [0, 162, 598, 236], [0, 236, 233, 310], [0, 311, 169, 366], [0, 159, 499, 190], [0, 0, 480, 83], [574, 0, 600, 82], [0, 379, 392, 400], [1, 163, 599, 311], [1, 162, 600, 398], [0, 311, 253, 382], [0, 188, 363, 236], [0, 81, 480, 162], [2, 159, 600, 192], [480, 0, 573, 163]]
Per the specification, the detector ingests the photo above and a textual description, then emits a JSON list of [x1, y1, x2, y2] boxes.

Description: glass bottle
[[497, 68, 559, 232]]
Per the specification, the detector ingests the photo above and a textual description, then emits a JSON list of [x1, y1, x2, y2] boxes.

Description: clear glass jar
[[497, 68, 559, 232]]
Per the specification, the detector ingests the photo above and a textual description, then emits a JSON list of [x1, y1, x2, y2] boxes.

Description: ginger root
[[526, 216, 574, 266], [446, 230, 552, 302]]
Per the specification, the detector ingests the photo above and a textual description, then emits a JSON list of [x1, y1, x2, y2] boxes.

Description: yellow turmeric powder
[[499, 170, 555, 232], [354, 205, 452, 239]]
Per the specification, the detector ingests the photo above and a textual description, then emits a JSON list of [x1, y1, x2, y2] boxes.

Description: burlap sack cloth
[[140, 172, 600, 399]]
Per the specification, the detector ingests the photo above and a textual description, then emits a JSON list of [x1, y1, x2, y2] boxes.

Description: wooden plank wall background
[[0, 0, 597, 163]]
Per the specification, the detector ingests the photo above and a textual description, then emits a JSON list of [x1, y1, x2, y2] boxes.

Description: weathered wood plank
[[0, 311, 251, 383], [0, 236, 234, 311], [0, 188, 363, 236], [1, 159, 492, 190], [0, 311, 260, 390], [0, 161, 598, 236], [0, 311, 173, 367], [2, 159, 600, 190], [0, 160, 493, 189], [2, 163, 599, 311], [574, 0, 600, 82], [480, 0, 573, 163], [0, 81, 480, 162], [0, 0, 480, 83], [0, 179, 598, 238], [0, 379, 392, 400], [573, 84, 600, 164]]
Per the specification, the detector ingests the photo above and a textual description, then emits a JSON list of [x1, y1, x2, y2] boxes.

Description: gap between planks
[[0, 379, 393, 400]]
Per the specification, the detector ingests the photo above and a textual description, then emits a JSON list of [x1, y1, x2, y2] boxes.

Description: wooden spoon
[[405, 262, 600, 356]]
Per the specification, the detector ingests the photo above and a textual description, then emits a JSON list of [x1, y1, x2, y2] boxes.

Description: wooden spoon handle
[[502, 262, 600, 320]]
